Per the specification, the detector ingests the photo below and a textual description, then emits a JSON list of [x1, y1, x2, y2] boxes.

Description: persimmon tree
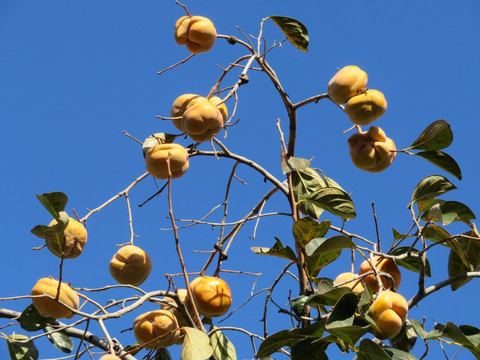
[[2, 2, 480, 360]]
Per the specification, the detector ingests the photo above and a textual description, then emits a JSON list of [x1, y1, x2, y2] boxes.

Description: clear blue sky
[[1, 1, 480, 359]]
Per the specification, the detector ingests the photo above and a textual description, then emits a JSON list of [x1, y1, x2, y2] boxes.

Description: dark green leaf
[[292, 218, 330, 249], [267, 16, 309, 52], [389, 247, 431, 276], [291, 296, 310, 317], [123, 344, 141, 356], [251, 238, 297, 262], [6, 334, 39, 360], [20, 304, 53, 332], [420, 200, 476, 225], [392, 228, 413, 241], [326, 293, 358, 329], [36, 192, 68, 220], [305, 236, 356, 276], [390, 321, 417, 353], [408, 120, 453, 151], [210, 328, 237, 360], [409, 175, 457, 208], [357, 339, 392, 360], [44, 326, 73, 353], [154, 348, 173, 360], [256, 321, 326, 358], [292, 168, 327, 219], [448, 232, 480, 290], [304, 288, 352, 307], [143, 133, 179, 157], [299, 187, 356, 219], [291, 339, 329, 360], [412, 151, 461, 180], [281, 154, 311, 174]]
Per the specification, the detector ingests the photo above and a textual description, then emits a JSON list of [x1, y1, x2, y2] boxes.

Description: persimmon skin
[[145, 143, 189, 180], [348, 126, 396, 173], [31, 278, 79, 319], [333, 272, 364, 294], [170, 94, 225, 142], [161, 288, 195, 327], [359, 255, 401, 292], [99, 355, 121, 360], [174, 16, 217, 54], [109, 245, 152, 286], [328, 65, 368, 105], [367, 290, 408, 339], [344, 89, 387, 126], [46, 217, 87, 259], [189, 276, 232, 317], [133, 310, 180, 348]]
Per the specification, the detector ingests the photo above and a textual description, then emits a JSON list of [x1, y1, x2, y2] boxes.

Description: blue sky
[[1, 1, 480, 359]]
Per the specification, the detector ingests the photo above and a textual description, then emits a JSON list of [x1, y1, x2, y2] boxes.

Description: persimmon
[[31, 278, 79, 319], [359, 255, 401, 292], [189, 276, 232, 317], [328, 65, 368, 105], [174, 16, 217, 54], [367, 290, 408, 339], [109, 245, 152, 286], [133, 310, 180, 348], [46, 217, 87, 259]]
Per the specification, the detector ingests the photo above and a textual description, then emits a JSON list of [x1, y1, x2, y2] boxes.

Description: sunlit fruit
[[328, 65, 368, 105], [175, 16, 217, 54], [170, 94, 224, 142], [333, 272, 364, 294], [46, 217, 87, 259], [359, 255, 401, 292], [209, 96, 228, 123], [145, 143, 189, 180], [99, 355, 121, 360], [344, 89, 387, 126], [109, 245, 152, 286], [367, 290, 408, 339], [133, 310, 180, 348], [31, 277, 79, 319], [189, 276, 232, 317], [348, 126, 396, 173]]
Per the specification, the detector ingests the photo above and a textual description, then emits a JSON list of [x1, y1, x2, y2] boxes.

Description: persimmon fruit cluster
[[348, 126, 396, 173], [175, 15, 217, 54], [367, 290, 408, 339], [170, 94, 227, 142]]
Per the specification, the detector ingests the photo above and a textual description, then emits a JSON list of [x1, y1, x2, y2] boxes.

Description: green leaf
[[291, 338, 329, 360], [305, 236, 356, 276], [409, 175, 457, 208], [36, 192, 68, 220], [291, 296, 310, 317], [154, 348, 173, 360], [299, 187, 356, 219], [408, 120, 453, 151], [389, 247, 431, 276], [143, 133, 179, 157], [423, 224, 452, 246], [19, 304, 53, 332], [6, 334, 39, 360], [210, 328, 237, 360], [44, 326, 73, 353], [327, 319, 370, 349], [448, 232, 480, 290], [251, 238, 297, 262], [392, 228, 413, 241], [181, 327, 214, 360], [267, 16, 309, 52], [281, 154, 311, 174], [326, 293, 358, 329], [420, 200, 476, 225], [356, 339, 392, 360], [292, 168, 327, 219], [412, 151, 461, 180], [255, 321, 326, 358], [384, 348, 418, 360], [292, 218, 330, 249], [390, 320, 417, 353], [304, 288, 352, 307]]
